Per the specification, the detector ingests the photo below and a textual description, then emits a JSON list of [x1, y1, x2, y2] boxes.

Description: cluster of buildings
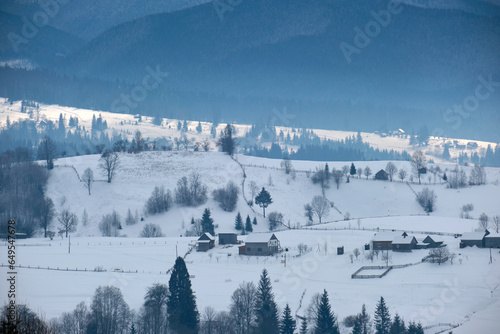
[[460, 230, 500, 248], [197, 232, 281, 256], [371, 231, 444, 252]]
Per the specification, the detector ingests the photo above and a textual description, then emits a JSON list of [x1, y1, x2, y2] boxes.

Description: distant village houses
[[239, 233, 281, 256]]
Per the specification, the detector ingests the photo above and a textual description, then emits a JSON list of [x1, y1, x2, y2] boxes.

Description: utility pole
[[68, 235, 71, 254]]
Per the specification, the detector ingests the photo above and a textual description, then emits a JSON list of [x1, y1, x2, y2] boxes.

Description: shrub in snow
[[416, 187, 437, 213], [212, 181, 239, 212], [140, 223, 164, 238], [145, 186, 173, 215]]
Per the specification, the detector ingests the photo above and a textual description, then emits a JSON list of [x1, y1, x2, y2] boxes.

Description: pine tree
[[167, 257, 199, 334], [196, 122, 202, 133], [374, 297, 391, 334], [254, 269, 279, 334], [314, 290, 339, 334], [358, 304, 371, 334], [253, 217, 258, 225], [201, 208, 215, 235], [245, 215, 253, 232], [300, 317, 308, 334], [407, 321, 423, 334], [352, 316, 362, 334], [350, 163, 357, 176], [280, 304, 296, 334], [235, 212, 243, 230], [255, 187, 273, 218], [389, 313, 405, 334], [325, 163, 330, 180], [58, 113, 65, 138]]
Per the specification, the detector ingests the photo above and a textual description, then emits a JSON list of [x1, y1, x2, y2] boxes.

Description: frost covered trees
[[145, 186, 173, 215], [212, 181, 239, 212], [98, 150, 120, 183], [311, 195, 330, 224], [175, 173, 208, 207], [416, 187, 437, 213], [81, 168, 94, 195]]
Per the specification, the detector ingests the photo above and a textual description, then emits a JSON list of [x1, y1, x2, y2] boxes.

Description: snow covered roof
[[461, 232, 486, 241], [245, 233, 277, 243], [198, 233, 214, 241], [372, 232, 403, 242], [485, 233, 500, 238], [392, 236, 416, 245]]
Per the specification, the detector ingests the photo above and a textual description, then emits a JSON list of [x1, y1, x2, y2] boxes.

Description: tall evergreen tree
[[235, 212, 243, 230], [255, 187, 273, 218], [358, 304, 371, 334], [201, 208, 215, 235], [253, 217, 258, 225], [280, 304, 296, 334], [374, 297, 391, 334], [167, 257, 199, 334], [314, 290, 339, 334], [407, 321, 424, 334], [389, 313, 405, 334], [58, 113, 65, 138], [254, 269, 279, 334], [300, 317, 308, 334], [217, 124, 236, 156], [350, 163, 357, 176], [245, 215, 253, 232]]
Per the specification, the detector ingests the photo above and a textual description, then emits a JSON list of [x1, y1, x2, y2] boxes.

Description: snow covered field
[[0, 150, 499, 332]]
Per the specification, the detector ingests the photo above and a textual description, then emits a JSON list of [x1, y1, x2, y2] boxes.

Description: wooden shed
[[197, 233, 215, 252], [371, 231, 406, 250], [374, 169, 389, 181], [460, 230, 489, 248], [485, 233, 500, 248], [218, 233, 238, 245], [392, 235, 417, 252]]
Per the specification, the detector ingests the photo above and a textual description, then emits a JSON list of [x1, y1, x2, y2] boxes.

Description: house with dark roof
[[374, 169, 389, 181], [239, 233, 280, 256], [460, 230, 489, 248], [197, 233, 215, 252], [416, 235, 444, 249]]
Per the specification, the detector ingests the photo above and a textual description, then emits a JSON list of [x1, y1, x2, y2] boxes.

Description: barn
[[416, 235, 444, 249], [371, 231, 407, 250], [392, 235, 418, 252], [197, 233, 215, 252], [241, 233, 281, 256], [485, 233, 500, 248], [374, 169, 389, 181], [218, 232, 238, 245], [460, 230, 489, 248]]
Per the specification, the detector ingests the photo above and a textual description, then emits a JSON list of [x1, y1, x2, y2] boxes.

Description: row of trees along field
[[1, 259, 425, 334]]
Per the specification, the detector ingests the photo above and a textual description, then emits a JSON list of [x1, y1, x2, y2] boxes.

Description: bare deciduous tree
[[37, 136, 58, 169], [140, 223, 164, 238], [385, 162, 397, 182], [416, 187, 437, 213], [364, 166, 372, 179], [353, 248, 360, 259], [230, 282, 257, 334], [310, 195, 330, 224], [281, 155, 293, 174], [478, 213, 489, 230], [82, 168, 95, 195], [58, 209, 78, 237], [357, 167, 363, 179], [428, 246, 450, 265], [331, 169, 343, 189], [398, 169, 407, 182], [98, 151, 120, 183], [492, 215, 500, 233], [469, 165, 487, 186], [249, 181, 258, 203], [411, 150, 427, 184]]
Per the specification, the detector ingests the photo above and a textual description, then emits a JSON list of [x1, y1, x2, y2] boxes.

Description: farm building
[[485, 233, 500, 248], [416, 235, 444, 249], [371, 231, 407, 250], [239, 233, 281, 256], [374, 169, 389, 181], [218, 232, 238, 245], [392, 235, 418, 252], [197, 233, 215, 252], [460, 230, 489, 248]]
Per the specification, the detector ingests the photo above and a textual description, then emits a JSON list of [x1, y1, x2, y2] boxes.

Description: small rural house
[[392, 235, 418, 252], [416, 235, 444, 249], [239, 233, 281, 256], [485, 233, 500, 248], [371, 231, 407, 250], [218, 232, 238, 245], [460, 230, 489, 248], [374, 169, 389, 181], [197, 233, 215, 252]]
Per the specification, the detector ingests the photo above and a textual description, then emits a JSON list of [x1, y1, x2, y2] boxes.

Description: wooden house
[[392, 235, 418, 252], [218, 232, 238, 245], [374, 169, 389, 181], [485, 233, 500, 248], [460, 230, 489, 248], [416, 235, 444, 249], [371, 231, 407, 250], [197, 233, 215, 252], [241, 233, 280, 256]]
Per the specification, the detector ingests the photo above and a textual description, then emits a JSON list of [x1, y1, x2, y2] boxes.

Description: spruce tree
[[325, 163, 330, 180], [358, 304, 371, 334], [245, 215, 253, 232], [167, 257, 199, 334], [350, 163, 357, 176], [235, 212, 243, 230], [201, 208, 215, 235], [253, 217, 258, 225], [314, 290, 339, 334], [407, 321, 423, 334], [280, 304, 296, 334], [300, 317, 308, 334], [352, 316, 362, 334], [254, 269, 279, 334], [255, 188, 273, 218], [389, 313, 405, 334], [374, 297, 391, 334]]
